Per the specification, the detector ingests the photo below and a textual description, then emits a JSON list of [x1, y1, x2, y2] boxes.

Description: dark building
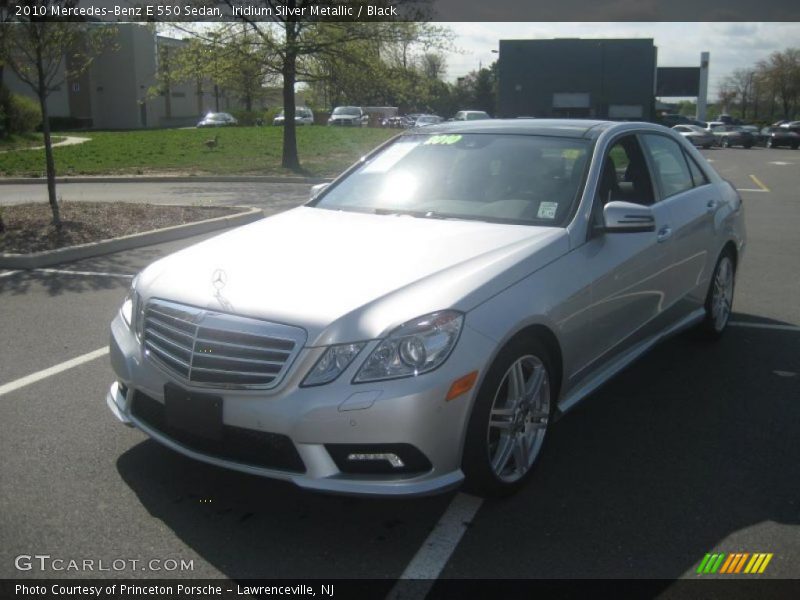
[[498, 38, 658, 121]]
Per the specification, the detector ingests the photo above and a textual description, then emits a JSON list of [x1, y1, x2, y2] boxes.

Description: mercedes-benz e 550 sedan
[[107, 120, 745, 497]]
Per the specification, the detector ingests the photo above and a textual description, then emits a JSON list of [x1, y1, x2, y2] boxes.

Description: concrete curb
[[0, 206, 263, 269], [0, 175, 334, 185]]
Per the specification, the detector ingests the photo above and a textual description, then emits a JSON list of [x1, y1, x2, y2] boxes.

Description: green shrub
[[7, 93, 42, 134], [229, 109, 261, 126]]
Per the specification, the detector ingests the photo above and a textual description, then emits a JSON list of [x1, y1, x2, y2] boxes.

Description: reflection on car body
[[108, 120, 745, 497]]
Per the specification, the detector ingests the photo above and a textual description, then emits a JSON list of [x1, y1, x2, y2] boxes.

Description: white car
[[453, 110, 491, 121], [273, 107, 314, 126], [108, 120, 745, 497]]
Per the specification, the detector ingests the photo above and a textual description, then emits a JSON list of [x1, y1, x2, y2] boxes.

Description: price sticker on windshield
[[424, 135, 462, 145]]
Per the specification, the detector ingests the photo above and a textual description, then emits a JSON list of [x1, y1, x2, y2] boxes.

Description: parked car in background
[[273, 107, 314, 126], [381, 116, 407, 128], [778, 121, 800, 134], [328, 106, 368, 127], [672, 124, 716, 149], [711, 125, 755, 148], [107, 119, 744, 498], [758, 127, 800, 149], [197, 112, 238, 128], [453, 110, 491, 121], [413, 115, 444, 127]]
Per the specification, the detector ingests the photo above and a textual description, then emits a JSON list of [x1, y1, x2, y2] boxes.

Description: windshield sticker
[[537, 202, 558, 220], [424, 134, 462, 145]]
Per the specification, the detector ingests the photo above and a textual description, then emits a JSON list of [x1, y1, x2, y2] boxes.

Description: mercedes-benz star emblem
[[212, 269, 227, 291]]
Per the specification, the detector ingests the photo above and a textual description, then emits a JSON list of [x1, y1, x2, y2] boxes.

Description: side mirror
[[309, 183, 329, 200], [602, 201, 656, 233]]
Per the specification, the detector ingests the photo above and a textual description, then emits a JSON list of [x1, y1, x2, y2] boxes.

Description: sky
[[442, 22, 800, 98]]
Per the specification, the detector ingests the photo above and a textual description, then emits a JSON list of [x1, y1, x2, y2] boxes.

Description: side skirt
[[556, 308, 705, 417]]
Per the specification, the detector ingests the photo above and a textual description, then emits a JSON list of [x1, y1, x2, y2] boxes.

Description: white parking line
[[729, 321, 800, 333], [0, 270, 21, 278], [0, 347, 109, 398], [387, 493, 483, 599], [737, 188, 769, 193]]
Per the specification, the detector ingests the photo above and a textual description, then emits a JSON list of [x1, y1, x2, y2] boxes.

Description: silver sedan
[[107, 120, 745, 497], [672, 124, 717, 149]]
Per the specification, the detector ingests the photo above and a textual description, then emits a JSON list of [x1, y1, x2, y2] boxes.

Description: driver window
[[597, 135, 655, 207]]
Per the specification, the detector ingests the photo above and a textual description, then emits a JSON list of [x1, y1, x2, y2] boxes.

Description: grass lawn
[[0, 126, 397, 177], [0, 133, 66, 151]]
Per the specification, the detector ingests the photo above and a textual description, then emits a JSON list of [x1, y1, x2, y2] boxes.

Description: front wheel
[[698, 251, 736, 339], [462, 338, 554, 497], [766, 138, 773, 148], [721, 138, 730, 148]]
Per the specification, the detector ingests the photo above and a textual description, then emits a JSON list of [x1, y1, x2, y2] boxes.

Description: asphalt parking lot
[[1, 146, 798, 588]]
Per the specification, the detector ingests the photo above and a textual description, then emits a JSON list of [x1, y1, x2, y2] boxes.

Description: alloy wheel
[[711, 256, 734, 332], [486, 355, 550, 483]]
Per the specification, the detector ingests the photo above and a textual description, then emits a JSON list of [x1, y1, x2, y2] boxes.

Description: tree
[[756, 48, 800, 120], [419, 52, 446, 81], [724, 68, 756, 120], [0, 3, 113, 227], [214, 2, 445, 171]]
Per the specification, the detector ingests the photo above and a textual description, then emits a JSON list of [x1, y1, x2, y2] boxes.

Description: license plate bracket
[[164, 383, 223, 441]]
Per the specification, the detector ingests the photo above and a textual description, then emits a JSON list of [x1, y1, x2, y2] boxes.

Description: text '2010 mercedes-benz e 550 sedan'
[[107, 120, 745, 497]]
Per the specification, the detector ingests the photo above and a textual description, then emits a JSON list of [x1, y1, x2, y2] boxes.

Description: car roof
[[414, 118, 618, 139]]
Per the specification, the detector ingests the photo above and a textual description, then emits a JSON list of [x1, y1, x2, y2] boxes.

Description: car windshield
[[312, 133, 591, 227], [206, 113, 229, 121], [333, 107, 361, 116]]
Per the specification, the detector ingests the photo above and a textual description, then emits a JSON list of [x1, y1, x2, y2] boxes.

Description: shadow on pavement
[[443, 312, 799, 579]]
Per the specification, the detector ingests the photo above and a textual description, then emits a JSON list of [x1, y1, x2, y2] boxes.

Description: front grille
[[142, 299, 305, 389], [132, 391, 306, 473]]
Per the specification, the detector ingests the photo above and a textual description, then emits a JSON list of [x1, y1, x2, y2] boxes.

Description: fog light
[[347, 453, 405, 468]]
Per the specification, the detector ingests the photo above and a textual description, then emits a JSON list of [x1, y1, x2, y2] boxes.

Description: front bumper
[[107, 313, 494, 496]]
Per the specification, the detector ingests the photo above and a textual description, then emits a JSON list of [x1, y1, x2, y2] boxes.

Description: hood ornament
[[211, 269, 233, 311]]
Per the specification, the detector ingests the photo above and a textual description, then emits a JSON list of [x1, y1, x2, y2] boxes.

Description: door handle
[[706, 199, 717, 211], [657, 226, 673, 243]]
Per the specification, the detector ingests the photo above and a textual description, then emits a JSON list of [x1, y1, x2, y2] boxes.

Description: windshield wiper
[[372, 208, 455, 220]]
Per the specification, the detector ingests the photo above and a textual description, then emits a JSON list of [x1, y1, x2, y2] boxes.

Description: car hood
[[138, 207, 569, 345]]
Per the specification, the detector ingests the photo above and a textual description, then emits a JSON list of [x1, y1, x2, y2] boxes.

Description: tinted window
[[685, 152, 708, 187], [641, 135, 695, 198], [313, 133, 591, 226]]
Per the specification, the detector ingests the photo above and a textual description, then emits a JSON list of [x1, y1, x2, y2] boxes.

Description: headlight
[[354, 311, 464, 383], [121, 289, 134, 327], [302, 343, 365, 387], [120, 277, 144, 339]]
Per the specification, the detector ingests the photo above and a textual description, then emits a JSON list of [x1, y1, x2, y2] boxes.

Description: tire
[[703, 143, 712, 149], [792, 143, 799, 150], [766, 138, 773, 148], [721, 137, 730, 148], [744, 142, 753, 149], [698, 250, 736, 340], [462, 337, 555, 497]]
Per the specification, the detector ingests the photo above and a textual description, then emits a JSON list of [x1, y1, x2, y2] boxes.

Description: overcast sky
[[442, 22, 800, 97]]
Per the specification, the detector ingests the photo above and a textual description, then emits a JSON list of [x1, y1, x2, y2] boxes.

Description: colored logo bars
[[697, 553, 773, 574]]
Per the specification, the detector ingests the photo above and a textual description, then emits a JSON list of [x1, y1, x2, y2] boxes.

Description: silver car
[[672, 124, 716, 149], [107, 120, 745, 497]]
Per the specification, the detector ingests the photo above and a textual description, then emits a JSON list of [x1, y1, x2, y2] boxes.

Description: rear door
[[640, 133, 718, 316]]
